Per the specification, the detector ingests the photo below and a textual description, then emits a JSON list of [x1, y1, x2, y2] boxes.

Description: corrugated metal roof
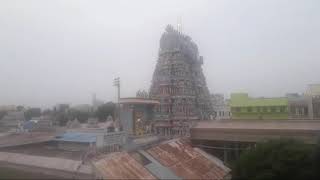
[[93, 139, 230, 179], [54, 132, 97, 143], [93, 152, 156, 179], [138, 150, 181, 179], [147, 139, 230, 179]]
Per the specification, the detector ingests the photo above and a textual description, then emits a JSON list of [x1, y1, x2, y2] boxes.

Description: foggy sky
[[1, 0, 319, 108]]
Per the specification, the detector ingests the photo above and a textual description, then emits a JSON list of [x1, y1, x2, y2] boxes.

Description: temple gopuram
[[149, 25, 214, 136]]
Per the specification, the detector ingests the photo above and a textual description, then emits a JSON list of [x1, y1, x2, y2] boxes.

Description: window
[[263, 107, 268, 113], [256, 107, 261, 112], [271, 107, 276, 113]]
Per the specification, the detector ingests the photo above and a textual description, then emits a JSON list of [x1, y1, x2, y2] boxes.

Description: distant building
[[54, 131, 125, 154], [211, 94, 231, 120], [306, 84, 320, 96], [230, 93, 288, 120], [54, 104, 69, 113], [306, 84, 320, 119], [71, 104, 92, 113], [54, 132, 97, 151], [0, 105, 16, 111], [92, 93, 104, 111], [286, 93, 309, 119], [0, 111, 25, 131], [23, 116, 53, 132]]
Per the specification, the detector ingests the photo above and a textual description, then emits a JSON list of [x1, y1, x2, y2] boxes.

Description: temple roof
[[119, 98, 160, 105]]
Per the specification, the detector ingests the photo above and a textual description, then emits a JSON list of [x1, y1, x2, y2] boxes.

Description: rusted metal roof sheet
[[147, 139, 230, 179], [93, 152, 156, 179]]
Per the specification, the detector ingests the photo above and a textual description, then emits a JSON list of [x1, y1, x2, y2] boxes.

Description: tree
[[312, 140, 320, 178], [69, 109, 90, 123], [16, 105, 25, 111], [232, 139, 319, 180], [25, 108, 41, 120], [95, 102, 115, 122]]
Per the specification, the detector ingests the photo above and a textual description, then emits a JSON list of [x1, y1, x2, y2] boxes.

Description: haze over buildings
[[1, 0, 319, 107]]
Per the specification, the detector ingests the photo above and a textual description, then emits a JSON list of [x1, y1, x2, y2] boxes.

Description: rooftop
[[93, 139, 230, 179], [191, 120, 320, 143], [0, 151, 92, 175], [306, 84, 320, 96], [147, 139, 230, 179], [0, 132, 58, 148], [54, 132, 98, 143], [193, 120, 320, 131], [93, 152, 156, 179]]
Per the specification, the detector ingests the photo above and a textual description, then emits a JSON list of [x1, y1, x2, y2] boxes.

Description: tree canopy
[[24, 108, 41, 120], [232, 139, 319, 180], [95, 102, 115, 122]]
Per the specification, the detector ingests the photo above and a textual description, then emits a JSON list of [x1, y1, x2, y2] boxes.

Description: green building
[[230, 93, 288, 120]]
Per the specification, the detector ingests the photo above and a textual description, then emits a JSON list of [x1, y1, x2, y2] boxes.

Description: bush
[[232, 139, 319, 180]]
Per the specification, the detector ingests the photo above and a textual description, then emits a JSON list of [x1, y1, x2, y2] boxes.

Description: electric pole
[[113, 77, 120, 129]]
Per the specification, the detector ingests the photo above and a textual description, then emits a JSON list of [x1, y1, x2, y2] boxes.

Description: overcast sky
[[0, 0, 319, 108]]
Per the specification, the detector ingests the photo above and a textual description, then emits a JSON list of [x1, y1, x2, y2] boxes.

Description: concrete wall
[[57, 141, 90, 152], [231, 106, 288, 120]]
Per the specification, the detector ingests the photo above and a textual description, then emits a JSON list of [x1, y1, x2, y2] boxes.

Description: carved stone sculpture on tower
[[149, 25, 214, 133]]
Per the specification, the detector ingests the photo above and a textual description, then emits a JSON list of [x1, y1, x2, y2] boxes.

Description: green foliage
[[16, 105, 24, 111], [232, 139, 319, 180], [95, 102, 115, 122], [24, 108, 41, 120], [69, 109, 90, 123], [54, 112, 69, 126]]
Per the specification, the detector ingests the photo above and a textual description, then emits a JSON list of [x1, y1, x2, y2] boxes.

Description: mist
[[0, 0, 319, 107]]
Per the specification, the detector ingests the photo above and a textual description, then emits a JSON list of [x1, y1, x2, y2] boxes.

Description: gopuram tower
[[149, 25, 214, 136]]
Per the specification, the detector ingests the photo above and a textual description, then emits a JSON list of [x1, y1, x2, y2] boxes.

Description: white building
[[211, 94, 231, 120]]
